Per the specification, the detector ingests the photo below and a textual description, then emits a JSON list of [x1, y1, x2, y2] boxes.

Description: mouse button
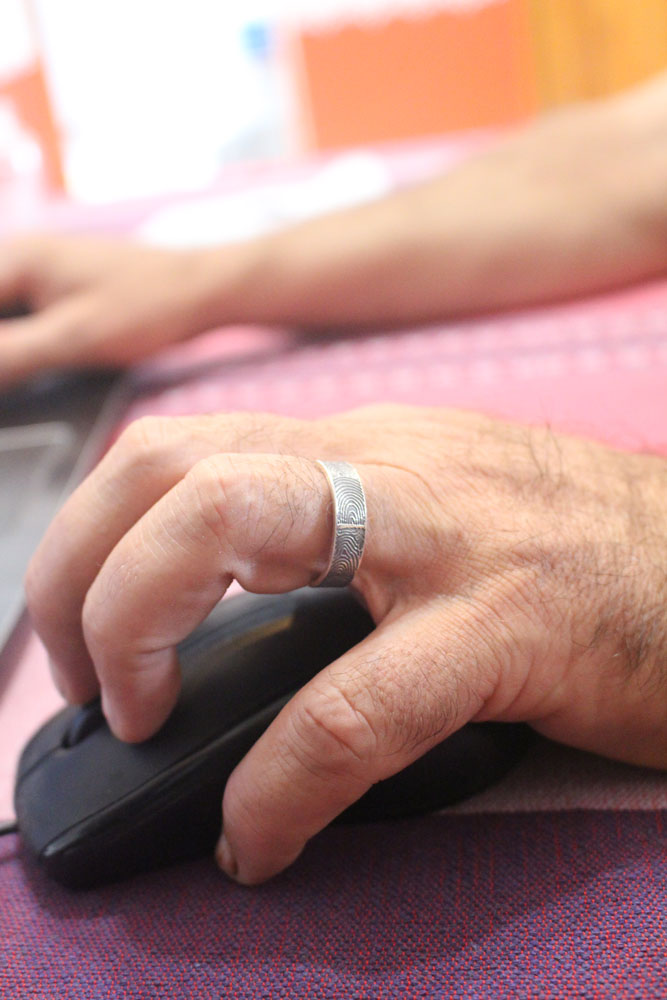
[[15, 729, 174, 856], [39, 695, 289, 888], [61, 700, 105, 747], [41, 759, 225, 888], [14, 753, 86, 856], [15, 704, 81, 780]]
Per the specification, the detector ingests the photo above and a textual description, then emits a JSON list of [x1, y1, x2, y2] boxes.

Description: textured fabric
[[2, 810, 666, 999], [121, 275, 667, 449]]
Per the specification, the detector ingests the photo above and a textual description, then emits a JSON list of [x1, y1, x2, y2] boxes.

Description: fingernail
[[216, 834, 239, 880]]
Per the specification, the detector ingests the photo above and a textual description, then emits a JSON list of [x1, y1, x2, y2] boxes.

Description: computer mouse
[[14, 588, 533, 888]]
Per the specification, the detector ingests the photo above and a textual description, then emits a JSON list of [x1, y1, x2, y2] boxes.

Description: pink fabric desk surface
[[2, 272, 667, 821]]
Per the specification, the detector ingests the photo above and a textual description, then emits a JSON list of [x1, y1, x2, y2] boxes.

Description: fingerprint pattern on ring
[[314, 460, 367, 586], [335, 475, 366, 527], [330, 524, 366, 582], [330, 472, 366, 581]]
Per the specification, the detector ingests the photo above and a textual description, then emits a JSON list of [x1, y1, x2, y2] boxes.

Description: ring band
[[311, 461, 367, 588]]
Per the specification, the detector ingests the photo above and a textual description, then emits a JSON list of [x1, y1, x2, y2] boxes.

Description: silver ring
[[311, 461, 367, 588]]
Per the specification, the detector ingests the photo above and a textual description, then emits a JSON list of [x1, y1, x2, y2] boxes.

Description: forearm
[[203, 74, 667, 331]]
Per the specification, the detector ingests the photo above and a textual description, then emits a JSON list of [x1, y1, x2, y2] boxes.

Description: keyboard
[[0, 371, 126, 655]]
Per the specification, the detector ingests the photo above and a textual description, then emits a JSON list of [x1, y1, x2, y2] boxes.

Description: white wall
[[0, 0, 35, 82], [31, 0, 290, 201]]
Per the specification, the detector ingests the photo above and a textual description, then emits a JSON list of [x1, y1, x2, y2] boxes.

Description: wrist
[[599, 452, 667, 767], [190, 238, 281, 331]]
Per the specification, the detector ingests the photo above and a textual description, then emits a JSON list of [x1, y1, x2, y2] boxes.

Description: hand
[[25, 405, 667, 883], [0, 234, 231, 386]]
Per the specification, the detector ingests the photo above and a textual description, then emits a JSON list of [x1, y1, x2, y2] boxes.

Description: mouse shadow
[[11, 809, 665, 993]]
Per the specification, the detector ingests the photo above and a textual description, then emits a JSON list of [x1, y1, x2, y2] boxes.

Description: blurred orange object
[[0, 0, 63, 193], [294, 1, 538, 150], [0, 64, 64, 191], [528, 0, 667, 107]]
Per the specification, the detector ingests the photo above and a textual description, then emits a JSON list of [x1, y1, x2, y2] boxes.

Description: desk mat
[[2, 810, 665, 999]]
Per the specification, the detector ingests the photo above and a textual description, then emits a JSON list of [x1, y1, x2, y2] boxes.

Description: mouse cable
[[0, 819, 18, 836]]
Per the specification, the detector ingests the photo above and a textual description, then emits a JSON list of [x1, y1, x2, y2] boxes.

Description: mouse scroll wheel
[[62, 701, 106, 747]]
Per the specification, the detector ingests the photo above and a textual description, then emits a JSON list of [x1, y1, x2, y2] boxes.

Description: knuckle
[[181, 453, 296, 553], [353, 647, 453, 755], [111, 416, 176, 473], [181, 454, 238, 540], [117, 415, 173, 455], [222, 410, 276, 442], [181, 452, 326, 593], [288, 683, 380, 781], [222, 410, 313, 457]]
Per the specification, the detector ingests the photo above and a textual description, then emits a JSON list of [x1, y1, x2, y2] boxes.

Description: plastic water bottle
[[225, 18, 285, 163]]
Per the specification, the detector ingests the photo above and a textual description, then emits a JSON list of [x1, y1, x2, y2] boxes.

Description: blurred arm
[[215, 72, 667, 330], [2, 74, 667, 386]]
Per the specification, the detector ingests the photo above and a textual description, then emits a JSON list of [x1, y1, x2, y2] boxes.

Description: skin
[[1, 73, 667, 385], [6, 74, 667, 883], [25, 407, 667, 884]]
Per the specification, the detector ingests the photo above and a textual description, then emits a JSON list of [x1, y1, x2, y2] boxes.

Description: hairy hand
[[25, 405, 667, 883], [0, 235, 227, 386]]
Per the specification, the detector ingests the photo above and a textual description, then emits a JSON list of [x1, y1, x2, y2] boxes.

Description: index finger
[[26, 412, 362, 704], [79, 453, 386, 741]]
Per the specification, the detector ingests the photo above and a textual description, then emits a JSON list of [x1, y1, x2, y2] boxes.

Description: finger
[[0, 254, 26, 306], [216, 598, 505, 885], [0, 234, 124, 305], [0, 297, 96, 386], [26, 412, 348, 703], [0, 237, 42, 307], [80, 453, 388, 742]]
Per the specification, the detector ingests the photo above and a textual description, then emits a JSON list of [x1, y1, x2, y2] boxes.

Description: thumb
[[216, 599, 503, 884]]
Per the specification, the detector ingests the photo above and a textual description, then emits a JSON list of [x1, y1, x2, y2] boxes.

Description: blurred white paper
[[137, 152, 392, 247]]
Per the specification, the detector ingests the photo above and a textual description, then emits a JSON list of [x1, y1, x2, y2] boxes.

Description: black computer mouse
[[14, 588, 532, 888]]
